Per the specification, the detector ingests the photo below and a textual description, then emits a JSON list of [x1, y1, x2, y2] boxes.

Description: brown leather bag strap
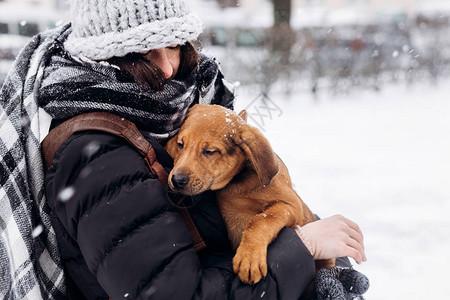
[[41, 112, 168, 188], [42, 111, 205, 252], [174, 201, 206, 252]]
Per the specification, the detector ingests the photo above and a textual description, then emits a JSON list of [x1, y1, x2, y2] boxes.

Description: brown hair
[[108, 41, 199, 91]]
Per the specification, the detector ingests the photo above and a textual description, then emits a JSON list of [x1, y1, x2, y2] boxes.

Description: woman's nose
[[148, 48, 174, 79]]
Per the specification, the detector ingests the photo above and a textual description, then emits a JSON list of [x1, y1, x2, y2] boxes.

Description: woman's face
[[143, 45, 181, 79]]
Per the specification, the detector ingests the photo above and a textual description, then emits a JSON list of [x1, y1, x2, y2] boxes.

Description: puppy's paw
[[233, 245, 268, 284]]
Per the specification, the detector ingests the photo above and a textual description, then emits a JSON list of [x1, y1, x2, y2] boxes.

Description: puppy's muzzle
[[171, 174, 189, 190]]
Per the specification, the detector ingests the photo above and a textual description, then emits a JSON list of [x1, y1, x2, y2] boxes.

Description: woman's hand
[[296, 215, 367, 264]]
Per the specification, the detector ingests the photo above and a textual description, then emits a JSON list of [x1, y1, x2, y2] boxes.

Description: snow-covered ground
[[233, 81, 450, 300]]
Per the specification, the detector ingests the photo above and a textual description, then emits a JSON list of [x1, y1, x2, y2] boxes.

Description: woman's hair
[[108, 41, 199, 91]]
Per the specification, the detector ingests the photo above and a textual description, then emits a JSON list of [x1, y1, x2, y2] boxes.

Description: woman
[[0, 0, 368, 299]]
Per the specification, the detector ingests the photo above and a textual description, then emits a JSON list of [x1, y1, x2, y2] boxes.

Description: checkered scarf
[[0, 24, 233, 299], [0, 25, 70, 300]]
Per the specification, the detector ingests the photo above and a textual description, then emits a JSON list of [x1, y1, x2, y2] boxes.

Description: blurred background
[[1, 0, 449, 299]]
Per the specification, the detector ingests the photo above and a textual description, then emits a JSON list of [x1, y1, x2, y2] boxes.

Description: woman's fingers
[[333, 214, 364, 242], [347, 227, 366, 260], [346, 217, 364, 238], [345, 235, 366, 264], [333, 214, 367, 262], [348, 226, 367, 262]]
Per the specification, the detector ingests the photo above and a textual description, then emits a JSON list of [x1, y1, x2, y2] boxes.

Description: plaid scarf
[[0, 24, 233, 299]]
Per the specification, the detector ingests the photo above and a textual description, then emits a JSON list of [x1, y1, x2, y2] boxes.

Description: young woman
[[0, 0, 368, 299]]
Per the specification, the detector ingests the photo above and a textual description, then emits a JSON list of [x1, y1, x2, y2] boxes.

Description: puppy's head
[[165, 104, 279, 195]]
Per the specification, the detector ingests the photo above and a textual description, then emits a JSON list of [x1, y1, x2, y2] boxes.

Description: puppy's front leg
[[233, 202, 296, 284]]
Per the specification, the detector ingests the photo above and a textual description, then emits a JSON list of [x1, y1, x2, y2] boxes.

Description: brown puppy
[[165, 104, 334, 284]]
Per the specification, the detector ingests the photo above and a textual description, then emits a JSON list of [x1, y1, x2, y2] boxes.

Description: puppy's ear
[[238, 109, 247, 123], [164, 135, 179, 158], [236, 125, 279, 186]]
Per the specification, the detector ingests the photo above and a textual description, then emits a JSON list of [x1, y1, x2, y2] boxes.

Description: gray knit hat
[[64, 0, 204, 60]]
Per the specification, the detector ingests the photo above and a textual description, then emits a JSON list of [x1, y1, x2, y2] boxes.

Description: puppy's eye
[[177, 141, 184, 150], [203, 149, 218, 157]]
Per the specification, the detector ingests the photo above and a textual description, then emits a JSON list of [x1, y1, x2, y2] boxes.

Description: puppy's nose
[[171, 174, 189, 189]]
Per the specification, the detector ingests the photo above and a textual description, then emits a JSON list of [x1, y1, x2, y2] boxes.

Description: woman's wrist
[[294, 225, 315, 256]]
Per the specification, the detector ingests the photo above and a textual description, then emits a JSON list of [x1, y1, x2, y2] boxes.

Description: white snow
[[234, 81, 450, 300], [31, 224, 43, 238], [57, 186, 75, 202], [0, 2, 63, 23], [0, 34, 30, 49], [193, 0, 273, 28]]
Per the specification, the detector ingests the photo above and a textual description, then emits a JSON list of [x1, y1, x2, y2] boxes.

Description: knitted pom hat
[[64, 0, 204, 60]]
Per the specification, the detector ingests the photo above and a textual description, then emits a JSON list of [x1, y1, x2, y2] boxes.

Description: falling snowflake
[[58, 186, 75, 202], [32, 225, 43, 238], [83, 140, 101, 157]]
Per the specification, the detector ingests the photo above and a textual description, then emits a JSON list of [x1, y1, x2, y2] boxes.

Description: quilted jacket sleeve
[[45, 131, 315, 300]]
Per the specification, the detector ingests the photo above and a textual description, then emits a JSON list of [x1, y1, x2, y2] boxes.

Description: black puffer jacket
[[45, 127, 316, 299]]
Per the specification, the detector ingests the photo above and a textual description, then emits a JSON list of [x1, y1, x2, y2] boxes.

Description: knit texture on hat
[[64, 0, 204, 60]]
